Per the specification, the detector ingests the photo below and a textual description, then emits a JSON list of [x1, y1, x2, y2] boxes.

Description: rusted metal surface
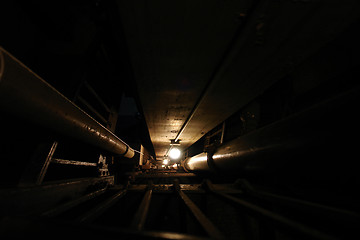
[[51, 158, 97, 167], [0, 47, 134, 158]]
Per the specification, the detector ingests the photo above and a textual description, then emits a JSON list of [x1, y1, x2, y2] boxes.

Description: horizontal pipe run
[[183, 87, 360, 175], [0, 47, 134, 158]]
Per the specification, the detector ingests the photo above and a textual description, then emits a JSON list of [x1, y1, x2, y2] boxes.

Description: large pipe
[[0, 47, 134, 158], [183, 87, 360, 176]]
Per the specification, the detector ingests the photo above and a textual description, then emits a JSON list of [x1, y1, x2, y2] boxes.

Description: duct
[[183, 87, 360, 175], [0, 47, 134, 158]]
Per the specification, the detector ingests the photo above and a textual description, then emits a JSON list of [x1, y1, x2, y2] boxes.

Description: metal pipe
[[183, 87, 360, 175], [183, 153, 210, 172], [0, 47, 134, 158]]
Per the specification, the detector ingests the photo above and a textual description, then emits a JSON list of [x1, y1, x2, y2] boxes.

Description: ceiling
[[116, 0, 360, 159]]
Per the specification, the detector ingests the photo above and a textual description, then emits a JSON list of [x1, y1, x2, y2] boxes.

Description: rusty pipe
[[0, 47, 134, 158]]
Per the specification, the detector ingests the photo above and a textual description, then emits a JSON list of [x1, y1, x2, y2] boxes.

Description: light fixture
[[169, 148, 181, 160], [163, 159, 169, 165]]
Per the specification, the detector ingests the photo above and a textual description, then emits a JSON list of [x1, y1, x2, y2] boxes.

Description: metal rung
[[51, 158, 97, 167], [204, 180, 336, 240], [42, 187, 107, 218], [131, 183, 153, 230], [77, 189, 127, 223]]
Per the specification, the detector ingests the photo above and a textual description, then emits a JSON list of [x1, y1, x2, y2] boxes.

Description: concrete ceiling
[[117, 0, 360, 159]]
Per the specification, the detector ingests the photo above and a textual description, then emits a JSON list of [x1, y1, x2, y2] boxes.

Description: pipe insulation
[[0, 47, 134, 158]]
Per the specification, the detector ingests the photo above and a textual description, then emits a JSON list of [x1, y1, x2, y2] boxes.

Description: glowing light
[[163, 159, 169, 165], [169, 148, 181, 159]]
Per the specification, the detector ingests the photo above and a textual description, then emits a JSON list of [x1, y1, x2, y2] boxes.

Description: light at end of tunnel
[[163, 159, 169, 165], [169, 148, 181, 160]]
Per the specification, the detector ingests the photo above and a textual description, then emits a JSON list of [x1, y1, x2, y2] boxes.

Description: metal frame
[[204, 180, 337, 240], [174, 180, 225, 240]]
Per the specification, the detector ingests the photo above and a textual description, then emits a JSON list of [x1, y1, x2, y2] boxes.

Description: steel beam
[[238, 179, 360, 224], [78, 189, 127, 223], [173, 180, 224, 240], [42, 187, 108, 218], [0, 176, 114, 217], [204, 180, 336, 240], [51, 158, 97, 167], [0, 47, 134, 158], [131, 183, 153, 230]]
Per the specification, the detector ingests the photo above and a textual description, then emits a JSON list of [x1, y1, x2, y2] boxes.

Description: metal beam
[[238, 179, 360, 224], [51, 158, 97, 167], [131, 183, 153, 231], [0, 176, 114, 217], [173, 180, 224, 240], [18, 141, 58, 186], [78, 189, 127, 223], [204, 180, 336, 240], [0, 47, 134, 158], [42, 187, 108, 218]]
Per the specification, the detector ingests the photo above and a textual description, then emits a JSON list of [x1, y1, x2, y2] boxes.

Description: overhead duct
[[0, 47, 134, 158]]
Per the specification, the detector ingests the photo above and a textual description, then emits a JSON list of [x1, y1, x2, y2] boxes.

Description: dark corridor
[[1, 1, 360, 239]]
